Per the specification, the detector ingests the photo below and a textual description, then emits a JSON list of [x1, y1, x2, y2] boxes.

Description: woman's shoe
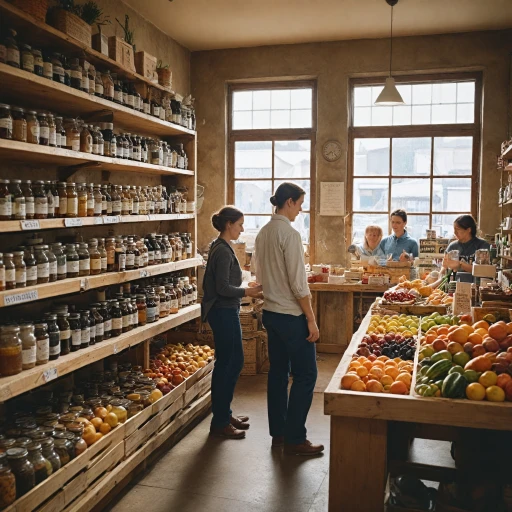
[[210, 424, 246, 439], [230, 416, 250, 430]]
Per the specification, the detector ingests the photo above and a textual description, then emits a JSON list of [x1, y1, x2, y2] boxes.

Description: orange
[[384, 366, 400, 380], [341, 373, 360, 389], [396, 373, 412, 387], [372, 360, 385, 368], [91, 417, 103, 430], [473, 320, 490, 331], [366, 380, 384, 393], [467, 333, 483, 345], [460, 324, 474, 335], [466, 382, 486, 401], [475, 328, 488, 337], [356, 366, 369, 377], [363, 361, 373, 371], [383, 384, 392, 392], [437, 327, 449, 335], [425, 334, 436, 344], [390, 381, 408, 395], [349, 360, 361, 369], [99, 422, 112, 435], [94, 407, 108, 419], [350, 380, 366, 392], [486, 385, 506, 402], [376, 355, 389, 362], [369, 367, 384, 380], [105, 412, 119, 428], [496, 374, 512, 389], [447, 328, 469, 344], [384, 360, 398, 368], [93, 432, 104, 444], [380, 375, 394, 386], [479, 371, 498, 388]]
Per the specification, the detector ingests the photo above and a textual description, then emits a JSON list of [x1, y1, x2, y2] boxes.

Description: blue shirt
[[354, 244, 386, 259], [379, 231, 419, 260]]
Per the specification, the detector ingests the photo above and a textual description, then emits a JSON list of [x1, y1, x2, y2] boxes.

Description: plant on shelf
[[157, 60, 172, 88], [116, 14, 136, 50], [48, 0, 109, 26]]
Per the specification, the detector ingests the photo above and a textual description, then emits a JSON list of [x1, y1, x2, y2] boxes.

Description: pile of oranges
[[341, 355, 414, 394], [78, 406, 123, 447]]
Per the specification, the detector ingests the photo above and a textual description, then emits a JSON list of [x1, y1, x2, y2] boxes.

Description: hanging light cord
[[389, 5, 394, 76]]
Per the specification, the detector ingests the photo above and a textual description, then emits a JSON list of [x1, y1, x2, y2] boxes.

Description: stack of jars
[[0, 180, 191, 221]]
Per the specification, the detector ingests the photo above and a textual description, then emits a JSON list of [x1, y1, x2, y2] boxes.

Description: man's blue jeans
[[262, 310, 317, 445], [207, 307, 244, 429]]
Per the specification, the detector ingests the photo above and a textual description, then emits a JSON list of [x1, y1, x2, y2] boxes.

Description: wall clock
[[322, 140, 343, 162]]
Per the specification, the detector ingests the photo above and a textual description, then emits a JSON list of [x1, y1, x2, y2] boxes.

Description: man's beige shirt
[[253, 214, 309, 317]]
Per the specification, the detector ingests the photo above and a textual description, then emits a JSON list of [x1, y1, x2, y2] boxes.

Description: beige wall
[[191, 29, 512, 262]]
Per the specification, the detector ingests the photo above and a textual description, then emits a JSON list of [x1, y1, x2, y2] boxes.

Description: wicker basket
[[157, 67, 172, 88], [13, 0, 48, 21], [49, 9, 92, 47]]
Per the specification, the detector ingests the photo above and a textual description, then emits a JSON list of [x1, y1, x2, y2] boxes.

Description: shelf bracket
[[58, 162, 102, 182]]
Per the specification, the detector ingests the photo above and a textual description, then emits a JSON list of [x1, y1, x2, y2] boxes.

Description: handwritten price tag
[[80, 278, 90, 291], [64, 218, 83, 227], [113, 344, 118, 354], [139, 269, 149, 278], [20, 220, 40, 230], [43, 367, 58, 383], [4, 290, 38, 306], [104, 216, 120, 224]]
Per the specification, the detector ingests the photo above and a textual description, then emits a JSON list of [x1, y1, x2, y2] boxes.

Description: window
[[349, 74, 480, 245], [229, 83, 316, 251]]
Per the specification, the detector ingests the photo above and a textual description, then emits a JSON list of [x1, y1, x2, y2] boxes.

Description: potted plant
[[156, 60, 172, 89], [107, 14, 136, 71]]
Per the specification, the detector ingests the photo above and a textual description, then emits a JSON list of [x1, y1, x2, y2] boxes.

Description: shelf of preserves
[[0, 0, 180, 98], [0, 257, 202, 307], [0, 303, 201, 401], [0, 139, 194, 176], [0, 64, 195, 138], [0, 213, 195, 232]]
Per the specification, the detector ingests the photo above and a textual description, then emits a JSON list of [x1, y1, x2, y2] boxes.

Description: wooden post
[[329, 416, 388, 512]]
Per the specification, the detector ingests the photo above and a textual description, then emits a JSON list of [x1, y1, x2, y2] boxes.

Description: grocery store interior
[[1, 0, 512, 511]]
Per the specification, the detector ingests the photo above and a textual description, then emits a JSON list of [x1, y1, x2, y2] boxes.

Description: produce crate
[[184, 370, 213, 406], [376, 299, 448, 315], [471, 306, 511, 322], [108, 36, 136, 72], [48, 9, 92, 47], [135, 51, 158, 81]]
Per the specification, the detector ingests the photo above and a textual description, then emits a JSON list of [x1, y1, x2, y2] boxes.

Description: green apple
[[453, 352, 471, 367]]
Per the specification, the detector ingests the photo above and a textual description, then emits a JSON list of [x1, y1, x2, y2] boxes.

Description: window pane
[[456, 104, 474, 123], [392, 106, 411, 126], [291, 88, 312, 109], [235, 181, 273, 214], [235, 141, 272, 178], [240, 215, 271, 242], [290, 109, 312, 128], [274, 180, 311, 211], [392, 138, 431, 176], [354, 138, 390, 176], [352, 214, 389, 244], [432, 83, 456, 104], [372, 106, 393, 126], [271, 90, 290, 110], [253, 110, 270, 129], [293, 212, 310, 242], [405, 215, 430, 241], [433, 178, 472, 212], [433, 137, 473, 176], [372, 86, 384, 103], [271, 110, 290, 128], [253, 90, 271, 110], [274, 140, 311, 179], [354, 107, 371, 127], [391, 178, 431, 213], [396, 85, 412, 104], [233, 91, 252, 111], [353, 178, 389, 211], [432, 104, 456, 124], [354, 87, 372, 107], [457, 82, 475, 103], [412, 84, 432, 105], [232, 111, 252, 130], [432, 213, 464, 240], [412, 105, 431, 125]]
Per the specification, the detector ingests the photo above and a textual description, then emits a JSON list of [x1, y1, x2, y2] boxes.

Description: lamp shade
[[374, 76, 404, 105]]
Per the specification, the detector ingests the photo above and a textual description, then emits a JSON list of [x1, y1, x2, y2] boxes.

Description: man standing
[[253, 182, 323, 456]]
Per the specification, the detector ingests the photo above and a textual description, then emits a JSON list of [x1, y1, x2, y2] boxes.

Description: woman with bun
[[253, 182, 324, 456], [202, 206, 263, 439]]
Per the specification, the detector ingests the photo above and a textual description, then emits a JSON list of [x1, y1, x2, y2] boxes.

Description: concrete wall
[[191, 30, 512, 262]]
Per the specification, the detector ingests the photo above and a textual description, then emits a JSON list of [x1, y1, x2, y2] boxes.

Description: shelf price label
[[94, 217, 104, 225], [113, 344, 118, 354], [139, 269, 149, 278], [148, 215, 158, 221], [43, 367, 58, 383], [4, 290, 39, 306], [20, 220, 40, 230], [80, 278, 90, 291], [64, 218, 83, 227], [104, 216, 120, 224]]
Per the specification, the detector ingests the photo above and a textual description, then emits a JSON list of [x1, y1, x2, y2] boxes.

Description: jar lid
[[11, 107, 25, 113], [67, 182, 76, 186], [50, 242, 62, 247], [38, 113, 47, 118], [40, 437, 54, 448], [0, 103, 11, 109], [13, 251, 24, 256], [0, 179, 9, 184], [20, 43, 32, 50], [27, 442, 42, 452], [44, 313, 57, 320], [6, 447, 28, 459], [22, 179, 32, 184], [11, 179, 21, 183], [28, 110, 37, 115], [34, 322, 48, 329], [56, 312, 69, 317]]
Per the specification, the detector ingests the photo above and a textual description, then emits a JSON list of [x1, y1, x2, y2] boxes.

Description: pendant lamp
[[375, 0, 404, 105]]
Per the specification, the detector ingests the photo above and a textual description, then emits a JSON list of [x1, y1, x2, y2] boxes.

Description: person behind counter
[[379, 209, 419, 261], [442, 214, 491, 273], [355, 225, 386, 260]]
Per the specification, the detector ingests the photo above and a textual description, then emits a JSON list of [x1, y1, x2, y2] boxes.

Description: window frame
[[348, 72, 482, 242], [228, 81, 317, 260]]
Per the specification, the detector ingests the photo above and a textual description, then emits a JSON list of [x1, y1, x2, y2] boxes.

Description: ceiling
[[122, 0, 512, 52]]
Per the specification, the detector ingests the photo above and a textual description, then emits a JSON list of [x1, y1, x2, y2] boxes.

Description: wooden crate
[[92, 33, 108, 56], [108, 36, 135, 72], [376, 299, 448, 315], [242, 335, 257, 363], [135, 51, 158, 81], [156, 67, 172, 88], [12, 0, 48, 21], [241, 362, 257, 375], [472, 306, 512, 322], [48, 9, 92, 47], [184, 371, 213, 406]]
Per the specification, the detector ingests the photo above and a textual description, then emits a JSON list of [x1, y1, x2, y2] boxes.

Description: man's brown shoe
[[284, 440, 324, 456], [230, 416, 250, 430], [236, 415, 249, 422], [209, 424, 246, 439], [271, 436, 284, 448]]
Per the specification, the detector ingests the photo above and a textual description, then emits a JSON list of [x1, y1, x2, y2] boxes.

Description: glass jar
[[85, 239, 100, 276], [109, 399, 127, 424], [68, 313, 81, 352], [99, 302, 111, 340], [51, 53, 64, 83], [65, 244, 79, 278], [55, 116, 64, 148], [105, 237, 115, 272], [0, 253, 5, 292], [40, 437, 61, 474], [110, 302, 122, 337], [0, 325, 22, 376], [26, 110, 40, 144], [146, 295, 157, 323], [80, 124, 92, 153], [114, 239, 126, 272], [69, 58, 82, 90], [13, 251, 26, 288], [121, 185, 131, 215], [111, 186, 122, 215], [48, 114, 57, 147], [93, 185, 103, 216], [6, 447, 35, 498], [57, 182, 67, 217], [27, 442, 50, 483], [5, 30, 20, 68], [102, 70, 114, 101], [97, 238, 107, 274], [77, 243, 90, 277], [56, 312, 71, 355], [77, 183, 87, 217], [101, 185, 110, 214], [50, 243, 66, 280], [52, 439, 70, 466], [11, 106, 26, 142], [42, 51, 52, 80], [22, 248, 37, 286], [86, 183, 94, 217], [38, 113, 49, 145], [21, 43, 34, 73], [130, 297, 139, 327], [0, 179, 12, 221], [158, 286, 170, 318], [145, 238, 154, 265], [34, 322, 49, 365], [45, 245, 57, 282], [0, 103, 13, 140], [34, 245, 49, 283], [10, 179, 25, 220], [4, 253, 15, 290], [21, 180, 34, 219], [65, 118, 80, 151], [79, 310, 90, 348], [0, 452, 16, 508], [118, 299, 129, 333], [44, 314, 60, 361], [168, 285, 179, 314], [31, 180, 47, 219], [90, 304, 104, 343], [125, 238, 136, 270], [66, 182, 78, 217]]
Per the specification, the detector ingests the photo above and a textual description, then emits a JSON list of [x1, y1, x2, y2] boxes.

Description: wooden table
[[309, 283, 390, 353], [324, 309, 512, 512]]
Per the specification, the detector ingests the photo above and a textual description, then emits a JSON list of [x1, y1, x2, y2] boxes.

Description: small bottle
[[114, 239, 126, 271], [98, 302, 111, 340], [26, 111, 39, 144], [125, 238, 136, 270], [65, 244, 79, 278], [86, 183, 95, 216], [56, 312, 70, 356], [23, 247, 37, 286], [110, 302, 122, 337], [20, 323, 36, 370], [34, 245, 49, 284], [101, 184, 110, 215], [32, 180, 48, 219], [77, 183, 87, 217], [44, 314, 60, 361], [42, 51, 53, 80], [38, 113, 49, 145], [66, 182, 78, 218], [91, 125, 99, 155], [88, 239, 101, 275], [45, 245, 57, 282], [80, 124, 92, 153], [69, 58, 82, 90], [88, 307, 96, 345], [34, 322, 49, 365], [0, 179, 12, 220], [45, 181, 55, 219], [51, 243, 66, 281], [79, 310, 90, 349], [68, 313, 81, 352], [0, 253, 5, 291], [90, 305, 104, 343], [102, 70, 114, 101], [48, 114, 57, 147], [105, 237, 116, 272], [13, 251, 26, 288], [146, 294, 157, 323], [77, 243, 90, 276], [111, 186, 122, 215], [95, 70, 104, 98]]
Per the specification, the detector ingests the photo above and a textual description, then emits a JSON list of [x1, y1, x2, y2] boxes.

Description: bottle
[[51, 54, 65, 84], [95, 70, 104, 98], [56, 312, 71, 355], [90, 305, 104, 342], [9, 180, 25, 220], [168, 285, 179, 314], [4, 253, 15, 290], [77, 183, 87, 217], [113, 76, 123, 104], [13, 251, 26, 288], [105, 237, 116, 272], [69, 58, 82, 90], [121, 186, 131, 215], [93, 185, 102, 216], [45, 245, 57, 282], [68, 313, 81, 352], [34, 322, 49, 365], [66, 182, 78, 218], [34, 245, 49, 284], [119, 299, 130, 333], [55, 116, 65, 148], [65, 244, 79, 278], [88, 239, 101, 275], [23, 247, 37, 286], [88, 306, 96, 345], [45, 181, 55, 219], [111, 302, 122, 337], [131, 186, 140, 215], [0, 253, 4, 292], [101, 184, 111, 215], [111, 186, 122, 216], [38, 113, 49, 145], [98, 238, 107, 273], [91, 125, 99, 155], [0, 179, 12, 220], [20, 323, 36, 370], [125, 238, 136, 270], [79, 310, 90, 349], [44, 314, 60, 361], [65, 118, 80, 151], [98, 302, 111, 340], [78, 243, 90, 276], [48, 114, 57, 147], [96, 126, 104, 156], [80, 124, 92, 153], [114, 239, 126, 271], [102, 70, 114, 101], [6, 448, 35, 498], [146, 294, 157, 323], [32, 180, 48, 219]]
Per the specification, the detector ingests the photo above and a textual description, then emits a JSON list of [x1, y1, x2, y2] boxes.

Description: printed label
[[71, 139, 80, 152], [49, 260, 57, 277], [22, 346, 36, 365], [79, 259, 90, 271], [13, 199, 25, 218], [4, 289, 38, 306], [126, 253, 135, 267], [43, 62, 53, 79], [30, 125, 40, 140], [57, 263, 66, 276], [25, 200, 34, 216], [49, 130, 56, 146], [87, 199, 94, 211], [34, 199, 48, 216], [95, 83, 104, 95], [104, 216, 120, 225], [122, 315, 129, 328], [112, 317, 122, 330], [64, 217, 83, 227], [71, 329, 81, 346], [50, 338, 61, 356], [0, 118, 12, 130], [60, 329, 70, 341], [104, 319, 112, 333], [90, 324, 95, 341], [40, 126, 50, 140], [94, 201, 102, 215], [15, 268, 26, 285], [81, 327, 90, 344], [0, 198, 12, 217], [37, 262, 49, 278], [91, 258, 101, 270], [101, 256, 107, 271], [36, 338, 49, 361], [112, 200, 122, 213], [6, 48, 20, 65], [67, 198, 78, 215], [5, 268, 15, 284], [171, 299, 179, 311], [43, 367, 58, 383], [96, 322, 104, 337], [67, 260, 79, 274]]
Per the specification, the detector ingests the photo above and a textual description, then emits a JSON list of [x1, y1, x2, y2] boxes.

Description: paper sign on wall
[[319, 182, 344, 216]]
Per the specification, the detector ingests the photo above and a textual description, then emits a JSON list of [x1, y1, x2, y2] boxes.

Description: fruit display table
[[324, 308, 512, 512], [309, 283, 390, 353]]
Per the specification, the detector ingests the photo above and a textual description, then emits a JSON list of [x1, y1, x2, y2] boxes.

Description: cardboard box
[[135, 51, 157, 80], [472, 263, 496, 278], [92, 33, 108, 56], [108, 36, 135, 72]]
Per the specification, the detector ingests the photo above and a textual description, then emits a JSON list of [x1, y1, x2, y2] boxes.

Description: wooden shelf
[[0, 213, 194, 233], [0, 257, 202, 308], [500, 255, 512, 261], [0, 303, 201, 402], [309, 283, 391, 293], [0, 139, 194, 176], [0, 1, 181, 99], [0, 64, 194, 139]]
